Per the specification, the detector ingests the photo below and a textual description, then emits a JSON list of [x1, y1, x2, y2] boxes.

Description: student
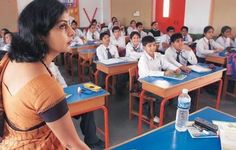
[[1, 31, 13, 51], [181, 26, 193, 45], [0, 0, 89, 149], [165, 33, 197, 73], [138, 36, 180, 122], [96, 32, 119, 87], [135, 22, 147, 39], [0, 28, 9, 48], [148, 21, 162, 38], [216, 26, 236, 49], [86, 24, 100, 41], [49, 62, 105, 149], [127, 20, 136, 35], [71, 20, 85, 39], [110, 26, 126, 56], [159, 26, 175, 53], [108, 17, 118, 30], [196, 26, 224, 63], [91, 19, 101, 33], [109, 21, 125, 37], [125, 31, 144, 60]]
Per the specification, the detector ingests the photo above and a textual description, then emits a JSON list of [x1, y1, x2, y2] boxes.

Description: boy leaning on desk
[[138, 35, 199, 123]]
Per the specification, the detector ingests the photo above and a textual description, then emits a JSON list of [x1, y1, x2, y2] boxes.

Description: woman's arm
[[46, 111, 90, 150]]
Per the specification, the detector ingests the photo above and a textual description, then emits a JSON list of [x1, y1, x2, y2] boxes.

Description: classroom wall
[[79, 0, 111, 27], [0, 0, 18, 32], [184, 0, 212, 34], [211, 0, 236, 35], [111, 0, 152, 28], [16, 0, 32, 14]]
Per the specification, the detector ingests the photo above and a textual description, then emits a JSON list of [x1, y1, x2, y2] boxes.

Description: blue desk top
[[70, 41, 100, 49], [112, 107, 236, 150], [141, 65, 225, 88], [79, 49, 96, 53], [64, 83, 109, 104]]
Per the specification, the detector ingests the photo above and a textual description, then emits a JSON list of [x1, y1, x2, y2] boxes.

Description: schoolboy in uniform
[[158, 26, 175, 53], [110, 26, 126, 56], [135, 22, 147, 39], [181, 26, 193, 45], [86, 24, 100, 41], [165, 33, 197, 73], [138, 35, 180, 122], [126, 31, 143, 60]]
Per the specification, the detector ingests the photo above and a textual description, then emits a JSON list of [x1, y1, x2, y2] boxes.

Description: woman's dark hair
[[8, 0, 66, 62], [203, 26, 214, 34], [170, 33, 183, 43], [130, 31, 140, 39], [218, 26, 232, 37], [142, 35, 155, 46]]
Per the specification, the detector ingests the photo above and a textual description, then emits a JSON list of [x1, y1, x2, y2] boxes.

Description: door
[[156, 0, 186, 33]]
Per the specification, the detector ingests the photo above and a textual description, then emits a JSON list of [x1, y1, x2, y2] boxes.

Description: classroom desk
[[64, 41, 100, 81], [94, 60, 137, 94], [64, 83, 110, 148], [205, 51, 226, 66], [138, 66, 226, 134], [111, 107, 236, 150]]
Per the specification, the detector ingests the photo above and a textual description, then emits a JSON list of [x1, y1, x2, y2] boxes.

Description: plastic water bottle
[[175, 89, 191, 132]]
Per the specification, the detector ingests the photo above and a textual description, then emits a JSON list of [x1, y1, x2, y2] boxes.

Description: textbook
[[188, 65, 212, 73], [213, 121, 236, 150], [83, 83, 101, 92], [164, 73, 187, 80], [187, 122, 218, 138]]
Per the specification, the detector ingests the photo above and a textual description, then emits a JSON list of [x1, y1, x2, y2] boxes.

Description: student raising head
[[1, 0, 90, 149], [125, 31, 144, 60], [165, 33, 197, 73], [196, 26, 224, 63], [158, 26, 175, 53], [216, 26, 236, 49]]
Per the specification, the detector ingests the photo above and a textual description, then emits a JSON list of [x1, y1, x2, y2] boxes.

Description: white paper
[[188, 65, 212, 73]]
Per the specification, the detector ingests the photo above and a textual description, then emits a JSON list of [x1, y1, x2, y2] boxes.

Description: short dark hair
[[167, 26, 175, 32], [203, 26, 214, 34], [221, 26, 231, 34], [151, 21, 157, 26], [112, 26, 120, 33], [111, 17, 117, 21], [142, 35, 155, 46], [71, 20, 77, 25], [100, 32, 110, 40], [130, 31, 140, 39], [130, 20, 136, 25], [181, 26, 188, 31], [170, 33, 183, 43], [1, 28, 9, 33], [136, 22, 143, 28], [8, 0, 66, 62], [91, 19, 97, 24]]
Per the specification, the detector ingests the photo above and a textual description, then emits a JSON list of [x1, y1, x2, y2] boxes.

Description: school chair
[[64, 48, 78, 81], [128, 66, 155, 128]]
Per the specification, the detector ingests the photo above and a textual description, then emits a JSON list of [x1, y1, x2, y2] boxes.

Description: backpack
[[226, 52, 236, 79], [0, 54, 10, 139]]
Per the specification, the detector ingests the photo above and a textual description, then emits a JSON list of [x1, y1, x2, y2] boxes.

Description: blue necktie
[[106, 48, 113, 59]]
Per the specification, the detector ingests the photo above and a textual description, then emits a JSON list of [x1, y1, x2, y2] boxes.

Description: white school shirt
[[110, 35, 126, 49], [182, 34, 193, 44], [96, 44, 119, 61], [159, 34, 171, 52], [0, 38, 4, 47], [70, 36, 84, 46], [108, 22, 113, 30], [125, 42, 144, 60], [75, 28, 85, 38], [86, 30, 100, 41], [127, 26, 136, 35], [49, 62, 67, 88], [165, 46, 198, 67], [216, 36, 236, 49], [138, 51, 178, 79], [196, 37, 224, 58]]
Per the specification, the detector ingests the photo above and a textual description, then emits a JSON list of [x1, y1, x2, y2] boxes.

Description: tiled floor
[[58, 61, 236, 147]]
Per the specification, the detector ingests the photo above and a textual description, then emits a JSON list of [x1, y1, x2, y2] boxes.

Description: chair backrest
[[128, 66, 139, 91]]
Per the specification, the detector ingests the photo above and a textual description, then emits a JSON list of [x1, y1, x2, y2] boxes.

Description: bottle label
[[178, 100, 191, 109]]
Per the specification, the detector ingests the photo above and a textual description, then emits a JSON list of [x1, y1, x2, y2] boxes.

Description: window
[[163, 0, 170, 18]]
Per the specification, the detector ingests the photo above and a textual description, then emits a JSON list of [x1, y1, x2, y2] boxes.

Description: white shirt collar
[[144, 51, 158, 60]]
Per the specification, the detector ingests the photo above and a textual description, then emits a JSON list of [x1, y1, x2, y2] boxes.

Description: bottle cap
[[182, 89, 188, 94]]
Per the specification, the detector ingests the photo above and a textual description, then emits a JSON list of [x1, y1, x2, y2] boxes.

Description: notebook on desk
[[188, 65, 212, 73], [163, 73, 187, 80]]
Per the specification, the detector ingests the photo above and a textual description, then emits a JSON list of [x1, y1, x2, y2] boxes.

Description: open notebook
[[99, 57, 136, 65], [164, 73, 187, 80], [188, 65, 212, 73]]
